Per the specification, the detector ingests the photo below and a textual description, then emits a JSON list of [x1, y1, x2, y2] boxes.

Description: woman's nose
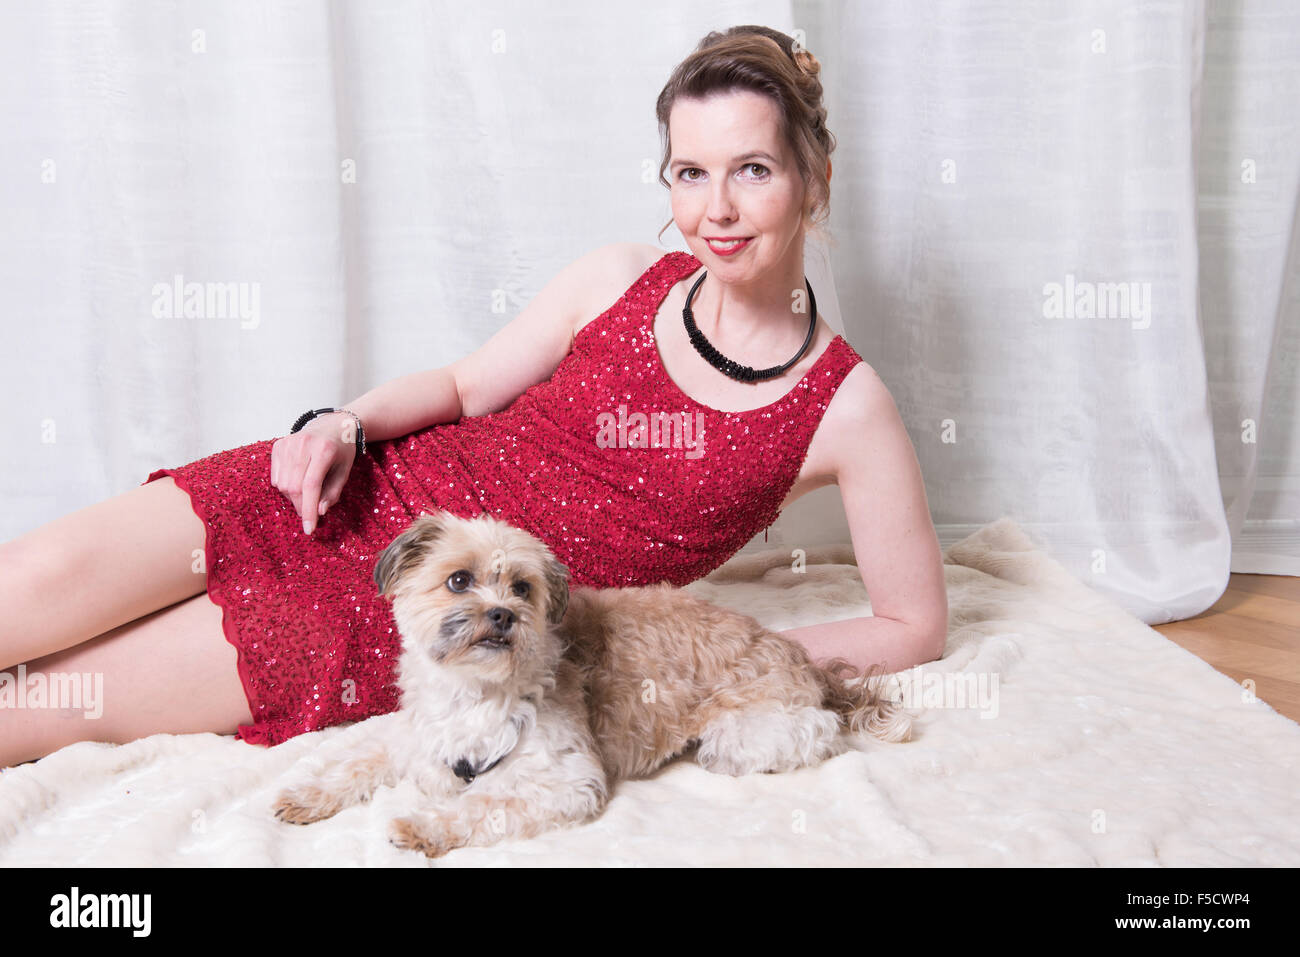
[[707, 182, 737, 221]]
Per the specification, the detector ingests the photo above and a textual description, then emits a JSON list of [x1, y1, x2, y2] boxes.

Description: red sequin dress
[[143, 251, 864, 746]]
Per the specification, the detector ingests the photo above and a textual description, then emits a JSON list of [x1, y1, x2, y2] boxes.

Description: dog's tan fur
[[273, 512, 910, 857]]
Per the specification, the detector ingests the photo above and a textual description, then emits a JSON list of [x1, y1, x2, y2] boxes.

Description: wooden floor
[[1151, 573, 1300, 724]]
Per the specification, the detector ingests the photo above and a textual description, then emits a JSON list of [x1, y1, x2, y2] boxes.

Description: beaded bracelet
[[290, 407, 367, 456]]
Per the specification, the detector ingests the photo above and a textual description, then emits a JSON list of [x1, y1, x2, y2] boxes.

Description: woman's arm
[[289, 242, 659, 531], [779, 363, 948, 673]]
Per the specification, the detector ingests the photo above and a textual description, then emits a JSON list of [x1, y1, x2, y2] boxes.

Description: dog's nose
[[487, 607, 515, 632]]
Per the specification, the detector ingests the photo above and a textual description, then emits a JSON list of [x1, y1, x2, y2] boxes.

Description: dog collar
[[450, 753, 507, 784]]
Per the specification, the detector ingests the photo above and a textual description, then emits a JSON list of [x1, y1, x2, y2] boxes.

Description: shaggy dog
[[273, 512, 910, 857]]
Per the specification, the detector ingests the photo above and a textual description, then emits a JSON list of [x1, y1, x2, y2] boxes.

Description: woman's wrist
[[293, 408, 366, 455], [339, 367, 463, 444]]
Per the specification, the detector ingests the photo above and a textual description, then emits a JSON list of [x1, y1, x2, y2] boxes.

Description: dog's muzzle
[[471, 606, 516, 650], [486, 606, 515, 633]]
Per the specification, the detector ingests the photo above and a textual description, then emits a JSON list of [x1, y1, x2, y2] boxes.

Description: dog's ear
[[542, 555, 570, 625], [374, 513, 448, 598]]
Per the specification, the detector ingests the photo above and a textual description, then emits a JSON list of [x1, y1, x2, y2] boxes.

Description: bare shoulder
[[823, 359, 896, 434], [571, 242, 668, 337]]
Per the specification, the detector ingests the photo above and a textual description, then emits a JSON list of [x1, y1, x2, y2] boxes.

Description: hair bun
[[791, 43, 819, 76]]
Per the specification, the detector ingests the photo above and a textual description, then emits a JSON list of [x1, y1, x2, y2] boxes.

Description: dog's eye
[[511, 580, 530, 598], [447, 570, 473, 592]]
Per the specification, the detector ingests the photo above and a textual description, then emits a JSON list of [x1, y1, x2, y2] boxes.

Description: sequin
[[141, 251, 862, 748]]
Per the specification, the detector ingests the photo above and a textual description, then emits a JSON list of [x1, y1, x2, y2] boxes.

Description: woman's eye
[[447, 570, 472, 592], [679, 165, 767, 182], [511, 581, 531, 598]]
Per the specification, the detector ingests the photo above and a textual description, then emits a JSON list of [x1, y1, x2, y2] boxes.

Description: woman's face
[[668, 89, 808, 284]]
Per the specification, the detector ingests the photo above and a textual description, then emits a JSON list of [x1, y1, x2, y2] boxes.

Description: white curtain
[[1, 0, 1295, 625]]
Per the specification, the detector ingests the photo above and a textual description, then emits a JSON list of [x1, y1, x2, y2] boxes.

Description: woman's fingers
[[299, 448, 335, 535], [317, 456, 353, 520], [269, 427, 356, 534], [271, 437, 305, 518]]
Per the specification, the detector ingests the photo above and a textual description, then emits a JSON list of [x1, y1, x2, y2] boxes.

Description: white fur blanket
[[3, 517, 1298, 866]]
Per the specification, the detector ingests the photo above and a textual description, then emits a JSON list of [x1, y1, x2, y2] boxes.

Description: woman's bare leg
[[0, 476, 209, 670], [0, 590, 253, 768]]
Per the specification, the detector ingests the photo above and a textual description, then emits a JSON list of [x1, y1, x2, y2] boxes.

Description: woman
[[0, 26, 947, 766]]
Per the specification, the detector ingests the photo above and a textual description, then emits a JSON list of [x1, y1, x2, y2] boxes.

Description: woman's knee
[[0, 592, 251, 767], [0, 479, 210, 667], [0, 535, 61, 667], [0, 675, 107, 767]]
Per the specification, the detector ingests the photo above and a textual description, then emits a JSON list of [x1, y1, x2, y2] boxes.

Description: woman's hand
[[270, 413, 359, 534]]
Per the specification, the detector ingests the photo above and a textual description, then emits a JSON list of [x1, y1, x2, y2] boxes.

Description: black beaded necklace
[[682, 271, 818, 382]]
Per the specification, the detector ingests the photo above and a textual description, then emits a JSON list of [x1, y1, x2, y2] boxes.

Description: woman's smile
[[705, 236, 753, 256]]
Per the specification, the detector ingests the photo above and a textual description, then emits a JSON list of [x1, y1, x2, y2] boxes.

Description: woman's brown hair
[[655, 25, 836, 246]]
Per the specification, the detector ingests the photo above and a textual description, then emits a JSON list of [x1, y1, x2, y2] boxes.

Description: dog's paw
[[272, 785, 339, 825], [695, 706, 842, 776], [389, 815, 459, 858]]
